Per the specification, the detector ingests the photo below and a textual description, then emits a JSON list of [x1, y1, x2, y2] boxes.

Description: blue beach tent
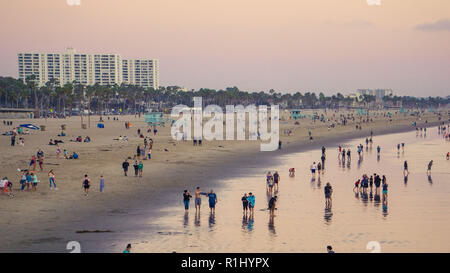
[[19, 124, 40, 130]]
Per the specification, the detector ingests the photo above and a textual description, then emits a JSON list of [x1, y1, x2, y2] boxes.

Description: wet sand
[[0, 111, 446, 252], [112, 127, 450, 253]]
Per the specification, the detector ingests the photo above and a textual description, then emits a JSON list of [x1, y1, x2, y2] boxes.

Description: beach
[[0, 109, 446, 252]]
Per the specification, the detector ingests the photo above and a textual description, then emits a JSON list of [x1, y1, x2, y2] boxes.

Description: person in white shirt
[[310, 162, 317, 177]]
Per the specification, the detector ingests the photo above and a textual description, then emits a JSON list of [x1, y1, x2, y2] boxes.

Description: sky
[[0, 0, 449, 97]]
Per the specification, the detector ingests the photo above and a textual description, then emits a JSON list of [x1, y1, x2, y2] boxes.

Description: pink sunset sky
[[0, 0, 449, 96]]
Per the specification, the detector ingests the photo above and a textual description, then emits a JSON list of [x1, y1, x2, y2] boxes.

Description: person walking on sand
[[183, 190, 192, 212], [82, 174, 90, 196], [133, 160, 139, 177], [242, 193, 249, 215], [99, 175, 105, 192], [122, 159, 130, 176], [324, 182, 333, 207], [138, 161, 143, 177], [404, 160, 409, 176], [48, 169, 57, 190]]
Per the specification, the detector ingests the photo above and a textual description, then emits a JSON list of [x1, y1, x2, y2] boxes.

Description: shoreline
[[1, 114, 444, 252]]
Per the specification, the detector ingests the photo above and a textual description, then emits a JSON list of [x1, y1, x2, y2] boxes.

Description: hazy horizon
[[0, 0, 449, 97]]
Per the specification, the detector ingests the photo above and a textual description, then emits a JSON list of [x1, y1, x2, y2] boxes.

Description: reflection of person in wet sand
[[194, 212, 201, 227], [382, 198, 388, 216], [268, 214, 275, 234]]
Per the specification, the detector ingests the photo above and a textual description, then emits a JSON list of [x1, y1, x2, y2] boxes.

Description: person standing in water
[[194, 187, 202, 212], [247, 192, 255, 215], [242, 193, 249, 215], [273, 171, 280, 191], [183, 190, 192, 212], [382, 180, 388, 199], [201, 190, 218, 214], [377, 146, 381, 155], [404, 160, 409, 176], [324, 183, 333, 207]]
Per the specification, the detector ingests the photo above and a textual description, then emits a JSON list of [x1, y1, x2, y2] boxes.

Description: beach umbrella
[[19, 124, 40, 130]]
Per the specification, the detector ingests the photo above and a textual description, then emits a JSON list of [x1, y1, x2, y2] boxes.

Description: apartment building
[[18, 48, 158, 89]]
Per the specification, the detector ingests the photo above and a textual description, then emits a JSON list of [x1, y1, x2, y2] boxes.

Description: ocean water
[[108, 126, 450, 253]]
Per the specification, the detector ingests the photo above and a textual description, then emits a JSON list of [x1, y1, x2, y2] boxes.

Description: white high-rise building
[[122, 59, 159, 89], [18, 48, 158, 89]]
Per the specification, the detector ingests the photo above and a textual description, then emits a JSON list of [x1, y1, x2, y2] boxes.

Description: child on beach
[[122, 159, 129, 176]]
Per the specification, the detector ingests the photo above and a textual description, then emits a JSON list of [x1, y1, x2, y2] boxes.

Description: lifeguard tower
[[145, 112, 170, 126], [290, 109, 302, 120]]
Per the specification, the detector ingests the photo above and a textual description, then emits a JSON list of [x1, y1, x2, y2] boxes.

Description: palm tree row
[[0, 76, 448, 117]]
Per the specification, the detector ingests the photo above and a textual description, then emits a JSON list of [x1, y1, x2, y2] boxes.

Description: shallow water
[[108, 127, 448, 253]]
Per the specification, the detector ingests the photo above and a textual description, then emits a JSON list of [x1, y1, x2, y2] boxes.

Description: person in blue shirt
[[201, 190, 218, 213], [247, 192, 255, 215]]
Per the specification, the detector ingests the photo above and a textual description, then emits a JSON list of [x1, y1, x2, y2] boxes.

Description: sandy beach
[[0, 109, 445, 252]]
